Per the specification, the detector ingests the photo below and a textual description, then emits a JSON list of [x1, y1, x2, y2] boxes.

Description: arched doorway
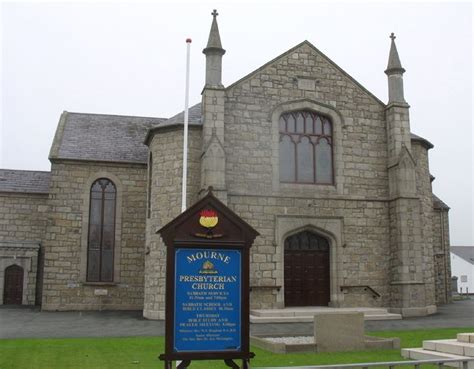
[[3, 265, 24, 305], [284, 231, 330, 306]]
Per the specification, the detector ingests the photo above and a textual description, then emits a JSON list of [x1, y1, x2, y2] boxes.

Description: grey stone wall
[[144, 127, 202, 319], [42, 161, 147, 311], [0, 192, 48, 305], [223, 42, 392, 309], [228, 194, 391, 309], [0, 193, 49, 242]]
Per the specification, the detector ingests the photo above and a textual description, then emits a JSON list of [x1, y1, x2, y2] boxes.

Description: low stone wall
[[250, 334, 400, 354]]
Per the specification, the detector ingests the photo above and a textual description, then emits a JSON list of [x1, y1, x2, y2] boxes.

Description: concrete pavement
[[0, 300, 472, 339]]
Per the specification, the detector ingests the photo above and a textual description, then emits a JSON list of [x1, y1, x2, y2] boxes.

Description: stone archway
[[3, 265, 24, 305], [284, 231, 330, 306]]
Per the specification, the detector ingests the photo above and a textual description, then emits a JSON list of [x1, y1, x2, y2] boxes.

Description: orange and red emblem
[[199, 209, 218, 229], [195, 209, 222, 239]]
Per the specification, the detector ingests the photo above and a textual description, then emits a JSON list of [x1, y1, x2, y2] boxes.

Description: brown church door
[[3, 265, 24, 305], [284, 231, 330, 306]]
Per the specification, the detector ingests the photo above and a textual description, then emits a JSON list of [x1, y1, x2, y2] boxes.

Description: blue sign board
[[174, 248, 241, 352]]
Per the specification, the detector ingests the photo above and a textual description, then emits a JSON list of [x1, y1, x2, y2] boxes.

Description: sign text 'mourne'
[[187, 251, 230, 264]]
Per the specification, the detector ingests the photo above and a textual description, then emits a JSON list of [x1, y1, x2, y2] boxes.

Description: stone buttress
[[201, 10, 227, 204], [385, 34, 436, 316]]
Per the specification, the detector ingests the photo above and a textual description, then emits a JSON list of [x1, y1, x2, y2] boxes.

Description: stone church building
[[0, 12, 451, 318]]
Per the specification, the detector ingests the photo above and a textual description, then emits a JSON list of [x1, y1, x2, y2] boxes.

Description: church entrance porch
[[284, 231, 330, 307], [0, 241, 40, 305], [3, 264, 24, 305]]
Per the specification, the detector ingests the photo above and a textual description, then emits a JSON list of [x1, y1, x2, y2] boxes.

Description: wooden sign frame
[[158, 191, 259, 369]]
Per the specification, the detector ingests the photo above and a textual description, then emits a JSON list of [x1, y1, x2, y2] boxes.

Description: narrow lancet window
[[87, 178, 116, 282]]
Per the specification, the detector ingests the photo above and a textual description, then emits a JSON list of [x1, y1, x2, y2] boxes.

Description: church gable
[[226, 40, 384, 108]]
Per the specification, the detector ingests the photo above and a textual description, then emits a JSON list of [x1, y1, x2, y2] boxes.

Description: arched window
[[279, 111, 333, 184], [87, 178, 116, 282]]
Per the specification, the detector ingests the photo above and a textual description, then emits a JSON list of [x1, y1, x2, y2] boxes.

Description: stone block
[[314, 312, 365, 352], [457, 333, 474, 343]]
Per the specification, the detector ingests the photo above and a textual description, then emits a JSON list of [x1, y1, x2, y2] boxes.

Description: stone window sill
[[278, 182, 338, 196]]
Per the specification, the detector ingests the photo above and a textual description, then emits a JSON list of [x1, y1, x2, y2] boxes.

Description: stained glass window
[[279, 111, 333, 184]]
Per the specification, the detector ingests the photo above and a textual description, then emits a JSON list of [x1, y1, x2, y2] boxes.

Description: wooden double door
[[284, 231, 330, 306], [3, 265, 24, 305]]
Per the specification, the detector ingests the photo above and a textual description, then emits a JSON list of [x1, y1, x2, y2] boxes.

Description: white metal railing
[[254, 357, 474, 369]]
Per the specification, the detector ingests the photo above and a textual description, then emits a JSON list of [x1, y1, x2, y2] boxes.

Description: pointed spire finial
[[385, 32, 405, 75], [203, 9, 225, 87], [203, 9, 225, 53], [385, 32, 407, 104]]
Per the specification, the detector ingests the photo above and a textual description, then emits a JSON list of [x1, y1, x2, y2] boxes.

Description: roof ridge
[[65, 111, 167, 121], [0, 168, 51, 174], [451, 246, 474, 264]]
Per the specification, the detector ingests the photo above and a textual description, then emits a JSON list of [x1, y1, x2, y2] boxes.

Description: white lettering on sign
[[187, 251, 230, 264], [179, 275, 237, 283], [94, 289, 108, 296]]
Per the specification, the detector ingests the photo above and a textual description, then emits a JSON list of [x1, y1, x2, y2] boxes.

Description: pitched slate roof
[[159, 103, 202, 126], [0, 169, 51, 194], [50, 112, 166, 164], [433, 194, 450, 210], [451, 246, 474, 265], [411, 133, 434, 149], [143, 103, 202, 145]]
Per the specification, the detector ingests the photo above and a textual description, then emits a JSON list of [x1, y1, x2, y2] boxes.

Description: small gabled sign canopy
[[157, 189, 259, 248], [158, 188, 258, 368]]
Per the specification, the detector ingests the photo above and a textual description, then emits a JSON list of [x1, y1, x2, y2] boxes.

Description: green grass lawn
[[0, 327, 472, 369]]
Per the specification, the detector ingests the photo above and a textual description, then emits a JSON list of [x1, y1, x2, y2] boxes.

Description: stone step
[[458, 333, 474, 343], [250, 312, 402, 324], [364, 313, 403, 321], [401, 348, 474, 369], [250, 316, 314, 323], [250, 307, 392, 318], [423, 339, 474, 357]]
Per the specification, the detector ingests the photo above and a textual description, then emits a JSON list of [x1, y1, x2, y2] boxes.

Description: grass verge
[[0, 327, 472, 369]]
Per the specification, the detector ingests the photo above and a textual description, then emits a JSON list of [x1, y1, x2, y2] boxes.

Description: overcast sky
[[0, 1, 472, 245]]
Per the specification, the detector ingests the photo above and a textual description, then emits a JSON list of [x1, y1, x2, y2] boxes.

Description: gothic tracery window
[[87, 178, 116, 282], [279, 111, 334, 184]]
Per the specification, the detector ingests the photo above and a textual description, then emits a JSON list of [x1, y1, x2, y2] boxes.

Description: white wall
[[451, 253, 474, 293]]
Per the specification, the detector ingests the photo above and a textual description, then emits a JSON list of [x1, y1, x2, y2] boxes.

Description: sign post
[[158, 190, 259, 369]]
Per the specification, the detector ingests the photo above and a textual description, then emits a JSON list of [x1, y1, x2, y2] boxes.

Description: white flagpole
[[181, 38, 192, 213]]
